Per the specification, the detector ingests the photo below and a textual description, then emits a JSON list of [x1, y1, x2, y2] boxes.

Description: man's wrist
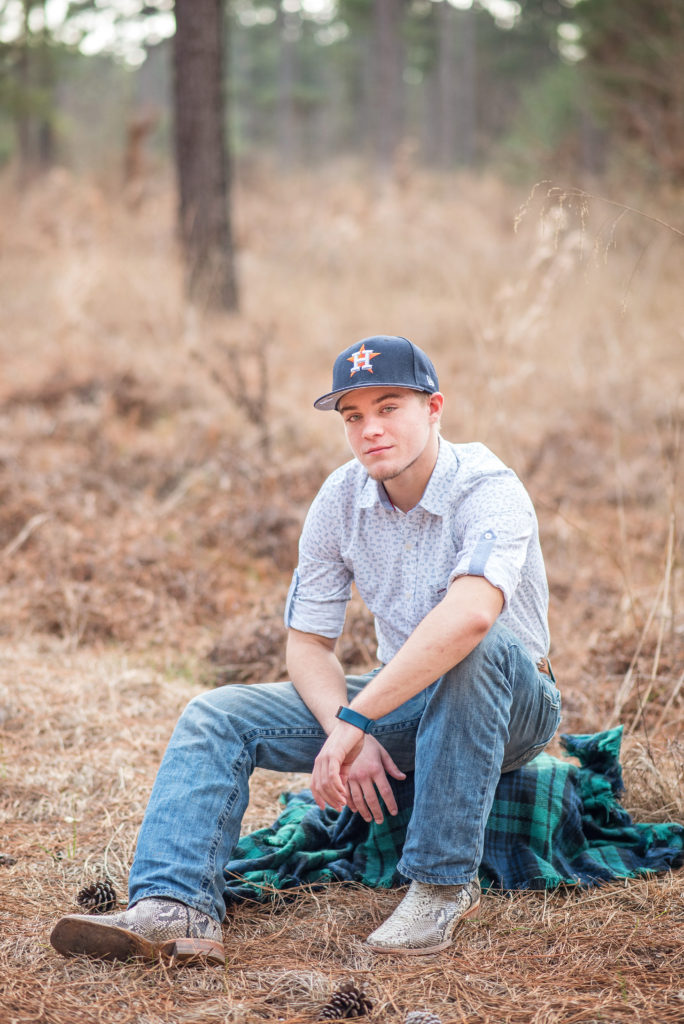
[[335, 705, 374, 733]]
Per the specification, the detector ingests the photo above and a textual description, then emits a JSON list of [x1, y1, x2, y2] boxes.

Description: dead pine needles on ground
[[0, 165, 683, 1022]]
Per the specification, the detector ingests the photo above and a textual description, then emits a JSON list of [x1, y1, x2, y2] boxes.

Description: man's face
[[336, 387, 442, 483]]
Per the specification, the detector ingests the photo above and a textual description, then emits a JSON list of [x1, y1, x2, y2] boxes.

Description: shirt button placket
[[402, 515, 420, 629]]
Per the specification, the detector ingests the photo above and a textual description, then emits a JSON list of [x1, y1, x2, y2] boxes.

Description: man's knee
[[182, 679, 310, 737], [448, 621, 518, 679]]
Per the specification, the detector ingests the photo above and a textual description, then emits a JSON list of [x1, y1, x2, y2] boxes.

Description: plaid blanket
[[223, 727, 684, 903]]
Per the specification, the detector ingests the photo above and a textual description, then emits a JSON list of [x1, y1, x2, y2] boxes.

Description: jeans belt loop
[[537, 657, 556, 683]]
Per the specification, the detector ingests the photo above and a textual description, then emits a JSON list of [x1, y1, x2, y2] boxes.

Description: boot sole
[[365, 898, 480, 955], [50, 917, 225, 966]]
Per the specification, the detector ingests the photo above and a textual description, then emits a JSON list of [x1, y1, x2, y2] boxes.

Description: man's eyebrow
[[337, 392, 403, 414]]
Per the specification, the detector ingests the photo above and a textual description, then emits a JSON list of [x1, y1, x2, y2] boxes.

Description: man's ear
[[428, 392, 444, 420]]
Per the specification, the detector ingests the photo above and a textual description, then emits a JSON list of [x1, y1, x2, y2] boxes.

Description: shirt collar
[[358, 438, 459, 515], [359, 475, 393, 510], [417, 438, 460, 516]]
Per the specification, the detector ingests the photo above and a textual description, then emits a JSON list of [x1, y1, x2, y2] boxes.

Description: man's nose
[[362, 415, 383, 437]]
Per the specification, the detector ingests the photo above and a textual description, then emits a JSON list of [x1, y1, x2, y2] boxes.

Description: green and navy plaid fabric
[[222, 728, 684, 903]]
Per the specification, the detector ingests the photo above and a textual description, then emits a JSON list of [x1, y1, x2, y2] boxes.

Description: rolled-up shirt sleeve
[[447, 477, 536, 609], [284, 485, 352, 638]]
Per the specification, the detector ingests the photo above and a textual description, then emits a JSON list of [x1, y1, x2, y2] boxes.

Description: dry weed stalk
[[0, 511, 52, 559], [187, 315, 274, 461], [516, 181, 684, 244], [611, 408, 682, 744], [622, 739, 684, 824]]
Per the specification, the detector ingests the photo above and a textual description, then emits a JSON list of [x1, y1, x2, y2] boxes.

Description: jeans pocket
[[540, 679, 562, 740], [502, 677, 562, 773], [541, 678, 562, 712], [502, 741, 549, 773]]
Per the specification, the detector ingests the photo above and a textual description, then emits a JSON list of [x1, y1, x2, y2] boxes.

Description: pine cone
[[317, 980, 373, 1019], [76, 879, 117, 914], [405, 1013, 442, 1024]]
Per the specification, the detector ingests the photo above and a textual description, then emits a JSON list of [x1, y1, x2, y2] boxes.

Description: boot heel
[[463, 899, 480, 919], [161, 937, 225, 966]]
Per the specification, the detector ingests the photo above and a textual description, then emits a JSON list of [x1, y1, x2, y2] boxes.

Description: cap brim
[[314, 382, 429, 411], [313, 387, 353, 411]]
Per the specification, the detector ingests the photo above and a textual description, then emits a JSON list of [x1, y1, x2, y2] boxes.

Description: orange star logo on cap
[[347, 343, 380, 377]]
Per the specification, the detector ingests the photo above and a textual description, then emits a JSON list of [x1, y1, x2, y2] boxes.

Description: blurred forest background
[[2, 0, 684, 187]]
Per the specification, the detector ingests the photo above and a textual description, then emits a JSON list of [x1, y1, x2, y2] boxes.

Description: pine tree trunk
[[173, 0, 238, 310], [458, 5, 477, 166], [37, 4, 56, 172], [372, 0, 403, 175], [15, 0, 37, 186], [276, 2, 298, 170], [437, 0, 456, 168]]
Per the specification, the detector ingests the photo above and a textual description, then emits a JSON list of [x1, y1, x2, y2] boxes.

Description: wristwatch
[[335, 705, 374, 733]]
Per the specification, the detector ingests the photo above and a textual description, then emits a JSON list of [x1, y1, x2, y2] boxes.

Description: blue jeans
[[129, 623, 561, 922]]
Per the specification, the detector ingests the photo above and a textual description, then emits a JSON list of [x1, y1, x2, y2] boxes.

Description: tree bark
[[457, 4, 477, 166], [37, 0, 55, 171], [276, 1, 298, 170], [173, 0, 238, 310], [372, 0, 404, 175], [437, 0, 456, 168], [15, 0, 38, 185]]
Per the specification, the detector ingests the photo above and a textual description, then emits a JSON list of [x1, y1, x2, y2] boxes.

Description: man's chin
[[366, 464, 401, 483]]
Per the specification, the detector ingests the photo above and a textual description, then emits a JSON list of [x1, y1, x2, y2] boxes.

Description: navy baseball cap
[[314, 335, 439, 411]]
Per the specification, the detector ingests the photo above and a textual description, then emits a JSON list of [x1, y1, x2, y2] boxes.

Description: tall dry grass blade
[[546, 186, 684, 240], [654, 669, 684, 731], [629, 507, 677, 732], [611, 420, 637, 627], [610, 576, 664, 727]]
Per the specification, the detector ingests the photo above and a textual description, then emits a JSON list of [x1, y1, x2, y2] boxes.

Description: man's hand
[[311, 726, 406, 824], [345, 734, 406, 823]]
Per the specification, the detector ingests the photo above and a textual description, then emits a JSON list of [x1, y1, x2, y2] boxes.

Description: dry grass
[[2, 641, 683, 1024], [0, 162, 683, 1022]]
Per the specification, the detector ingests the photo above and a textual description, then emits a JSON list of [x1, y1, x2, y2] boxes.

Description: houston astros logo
[[348, 343, 380, 376]]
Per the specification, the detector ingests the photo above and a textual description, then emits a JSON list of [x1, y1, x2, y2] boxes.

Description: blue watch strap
[[335, 705, 374, 733]]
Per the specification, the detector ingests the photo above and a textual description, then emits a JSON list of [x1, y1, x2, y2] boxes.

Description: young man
[[51, 335, 560, 962]]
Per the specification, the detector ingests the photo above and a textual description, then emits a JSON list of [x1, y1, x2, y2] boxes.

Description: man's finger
[[347, 781, 370, 821], [325, 776, 347, 810], [379, 747, 407, 781], [359, 782, 384, 825], [312, 758, 347, 812], [374, 775, 399, 817]]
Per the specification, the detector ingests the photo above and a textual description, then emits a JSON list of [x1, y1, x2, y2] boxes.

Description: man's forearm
[[286, 630, 349, 734], [349, 575, 504, 724]]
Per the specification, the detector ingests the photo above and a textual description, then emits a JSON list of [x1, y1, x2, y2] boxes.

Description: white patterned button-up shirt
[[285, 438, 550, 664]]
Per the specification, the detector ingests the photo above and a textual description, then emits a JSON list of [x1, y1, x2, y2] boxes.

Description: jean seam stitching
[[198, 751, 249, 908], [463, 645, 514, 874]]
